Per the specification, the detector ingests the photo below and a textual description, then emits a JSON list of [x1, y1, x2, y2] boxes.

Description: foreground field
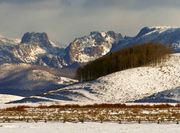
[[0, 122, 179, 133], [0, 104, 179, 123]]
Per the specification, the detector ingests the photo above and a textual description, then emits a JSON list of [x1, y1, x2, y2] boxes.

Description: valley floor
[[0, 122, 179, 133]]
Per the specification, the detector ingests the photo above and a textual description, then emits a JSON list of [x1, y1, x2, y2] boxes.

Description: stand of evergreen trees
[[76, 43, 172, 81]]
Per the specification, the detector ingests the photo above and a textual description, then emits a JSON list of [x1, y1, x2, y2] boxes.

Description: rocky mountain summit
[[65, 31, 122, 64]]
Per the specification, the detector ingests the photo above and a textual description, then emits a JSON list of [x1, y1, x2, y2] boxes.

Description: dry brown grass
[[0, 103, 179, 123], [3, 105, 30, 112], [35, 103, 177, 109]]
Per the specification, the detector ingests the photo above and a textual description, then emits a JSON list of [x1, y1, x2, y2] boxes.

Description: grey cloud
[[1, 0, 180, 9], [0, 0, 71, 7], [60, 0, 71, 6], [0, 0, 45, 4], [83, 0, 180, 10], [0, 0, 180, 45]]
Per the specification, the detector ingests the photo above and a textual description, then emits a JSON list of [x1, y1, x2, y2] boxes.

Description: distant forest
[[76, 43, 172, 81]]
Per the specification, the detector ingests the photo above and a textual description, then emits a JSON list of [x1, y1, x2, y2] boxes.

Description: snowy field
[[0, 122, 179, 133]]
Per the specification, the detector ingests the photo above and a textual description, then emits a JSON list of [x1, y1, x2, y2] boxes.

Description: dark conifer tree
[[76, 43, 171, 81]]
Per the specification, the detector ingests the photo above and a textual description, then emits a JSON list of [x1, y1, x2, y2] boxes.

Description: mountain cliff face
[[65, 31, 122, 64], [21, 32, 52, 49]]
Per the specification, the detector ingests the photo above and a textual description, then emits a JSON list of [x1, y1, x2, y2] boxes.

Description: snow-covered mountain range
[[112, 26, 180, 52], [1, 26, 180, 104], [1, 26, 180, 69], [0, 32, 67, 69], [0, 31, 122, 70]]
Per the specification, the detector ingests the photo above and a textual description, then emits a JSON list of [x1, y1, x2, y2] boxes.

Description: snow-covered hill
[[0, 64, 77, 98], [136, 87, 180, 103], [113, 26, 180, 52], [0, 94, 23, 104], [12, 53, 180, 103]]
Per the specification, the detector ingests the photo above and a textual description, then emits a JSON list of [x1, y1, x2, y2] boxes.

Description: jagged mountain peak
[[89, 31, 122, 41], [136, 27, 156, 37], [21, 32, 49, 42], [65, 31, 122, 64], [89, 31, 102, 36], [21, 32, 52, 49]]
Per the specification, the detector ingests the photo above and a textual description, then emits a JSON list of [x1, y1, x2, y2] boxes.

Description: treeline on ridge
[[76, 43, 172, 81]]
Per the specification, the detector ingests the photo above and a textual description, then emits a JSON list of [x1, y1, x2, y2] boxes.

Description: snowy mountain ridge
[[0, 31, 122, 69], [113, 26, 180, 52]]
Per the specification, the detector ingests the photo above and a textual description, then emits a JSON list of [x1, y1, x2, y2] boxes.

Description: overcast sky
[[0, 0, 180, 45]]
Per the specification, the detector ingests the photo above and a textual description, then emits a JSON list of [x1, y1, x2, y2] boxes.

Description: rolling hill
[[11, 53, 180, 103]]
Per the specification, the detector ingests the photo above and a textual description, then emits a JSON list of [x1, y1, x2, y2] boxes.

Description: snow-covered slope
[[20, 53, 180, 103], [0, 35, 21, 64], [1, 122, 179, 133], [0, 94, 23, 104], [113, 26, 180, 52], [65, 31, 122, 64], [0, 34, 20, 45], [0, 64, 77, 98], [136, 87, 180, 103]]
